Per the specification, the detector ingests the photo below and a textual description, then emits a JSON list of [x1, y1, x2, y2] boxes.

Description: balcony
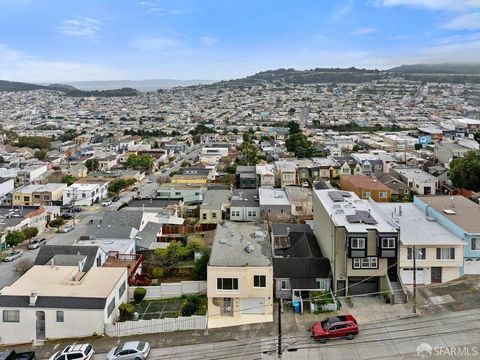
[[103, 251, 143, 277]]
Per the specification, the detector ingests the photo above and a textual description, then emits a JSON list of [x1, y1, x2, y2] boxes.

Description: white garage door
[[241, 297, 265, 315], [402, 268, 425, 284], [464, 259, 480, 274]]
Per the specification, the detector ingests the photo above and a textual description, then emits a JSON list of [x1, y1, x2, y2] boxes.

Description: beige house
[[207, 222, 273, 328], [12, 183, 67, 206], [378, 203, 465, 285], [275, 161, 296, 188], [66, 163, 88, 178], [198, 189, 230, 224]]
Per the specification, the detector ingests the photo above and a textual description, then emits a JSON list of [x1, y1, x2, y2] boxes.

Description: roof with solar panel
[[314, 189, 398, 233]]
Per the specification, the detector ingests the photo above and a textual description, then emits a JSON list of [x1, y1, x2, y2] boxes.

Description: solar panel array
[[346, 210, 378, 225]]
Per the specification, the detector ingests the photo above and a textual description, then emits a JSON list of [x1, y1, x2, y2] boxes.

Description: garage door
[[402, 268, 425, 284], [347, 277, 378, 296], [241, 297, 265, 314], [464, 259, 480, 275]]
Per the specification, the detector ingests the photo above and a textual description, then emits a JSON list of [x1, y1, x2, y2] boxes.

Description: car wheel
[[318, 337, 326, 343], [135, 357, 142, 360], [347, 333, 354, 340]]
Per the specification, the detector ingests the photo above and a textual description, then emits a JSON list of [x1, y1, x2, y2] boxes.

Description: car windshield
[[114, 345, 124, 356], [322, 317, 341, 330]]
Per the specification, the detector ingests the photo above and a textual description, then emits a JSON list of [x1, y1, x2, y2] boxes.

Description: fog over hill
[[59, 79, 215, 91]]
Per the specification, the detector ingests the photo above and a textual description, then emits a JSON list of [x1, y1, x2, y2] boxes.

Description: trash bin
[[292, 300, 301, 313]]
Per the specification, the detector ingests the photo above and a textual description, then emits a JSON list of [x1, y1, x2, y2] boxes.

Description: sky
[[0, 0, 480, 82]]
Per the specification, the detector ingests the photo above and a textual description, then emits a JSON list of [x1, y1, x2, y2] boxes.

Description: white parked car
[[102, 200, 112, 207], [106, 341, 151, 360], [3, 250, 23, 262], [61, 225, 75, 233], [49, 344, 94, 360], [28, 238, 46, 249]]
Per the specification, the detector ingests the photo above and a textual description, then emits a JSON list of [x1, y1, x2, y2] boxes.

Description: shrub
[[133, 287, 147, 303], [22, 227, 38, 240], [49, 218, 65, 228], [192, 250, 209, 280], [181, 296, 200, 316], [119, 303, 136, 321]]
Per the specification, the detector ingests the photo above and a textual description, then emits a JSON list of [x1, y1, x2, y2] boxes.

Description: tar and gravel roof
[[378, 203, 465, 246], [209, 221, 272, 267]]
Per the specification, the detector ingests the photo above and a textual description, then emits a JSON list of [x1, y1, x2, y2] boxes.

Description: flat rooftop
[[416, 195, 480, 234], [392, 168, 438, 182], [378, 203, 465, 246], [201, 189, 231, 209], [0, 265, 126, 298], [259, 187, 290, 206], [314, 189, 398, 234], [15, 183, 66, 193], [209, 222, 272, 267]]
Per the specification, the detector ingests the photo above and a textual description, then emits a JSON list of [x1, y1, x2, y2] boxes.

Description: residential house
[[271, 224, 331, 306], [235, 166, 257, 189], [207, 221, 273, 328], [258, 187, 292, 222], [377, 173, 411, 198], [0, 265, 127, 345], [340, 175, 391, 202], [62, 182, 108, 206], [312, 189, 399, 295], [275, 161, 296, 188], [171, 167, 212, 185], [199, 189, 231, 224], [378, 203, 465, 285], [415, 196, 480, 275], [256, 164, 275, 187], [15, 164, 48, 187], [390, 167, 437, 195], [285, 186, 313, 219], [434, 141, 471, 167], [230, 189, 260, 222], [157, 183, 206, 204], [0, 177, 14, 197], [66, 163, 88, 178], [12, 183, 67, 206], [0, 206, 47, 240], [98, 156, 118, 171]]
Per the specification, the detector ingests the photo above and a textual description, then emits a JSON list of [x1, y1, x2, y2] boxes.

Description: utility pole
[[277, 299, 282, 358], [413, 245, 417, 314], [72, 186, 76, 227]]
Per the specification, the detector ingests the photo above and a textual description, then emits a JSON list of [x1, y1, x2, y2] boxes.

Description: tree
[[125, 154, 154, 172], [22, 227, 38, 240], [474, 133, 480, 144], [414, 144, 422, 151], [449, 150, 480, 191], [0, 156, 4, 163], [287, 120, 301, 135], [16, 136, 52, 150], [192, 250, 209, 280], [285, 132, 312, 158], [238, 139, 259, 165], [62, 175, 76, 186], [133, 287, 147, 303], [119, 303, 135, 321], [288, 108, 296, 116], [352, 144, 363, 152], [85, 159, 99, 171], [34, 150, 47, 160], [5, 230, 26, 247], [181, 161, 191, 168], [13, 258, 33, 276]]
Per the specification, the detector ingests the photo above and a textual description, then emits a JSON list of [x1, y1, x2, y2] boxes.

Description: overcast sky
[[0, 0, 479, 82]]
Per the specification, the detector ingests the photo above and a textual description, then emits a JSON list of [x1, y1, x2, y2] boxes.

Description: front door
[[336, 280, 346, 297], [431, 267, 442, 284], [36, 311, 45, 341], [387, 258, 398, 282]]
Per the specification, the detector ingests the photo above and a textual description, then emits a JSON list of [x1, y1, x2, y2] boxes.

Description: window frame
[[351, 238, 366, 249], [56, 310, 64, 322], [471, 238, 480, 251], [436, 247, 455, 260], [381, 237, 396, 249], [253, 275, 266, 288], [407, 247, 426, 260], [217, 278, 239, 291], [2, 310, 20, 323]]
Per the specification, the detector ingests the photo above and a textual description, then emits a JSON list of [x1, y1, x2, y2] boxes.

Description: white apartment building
[[63, 182, 108, 206]]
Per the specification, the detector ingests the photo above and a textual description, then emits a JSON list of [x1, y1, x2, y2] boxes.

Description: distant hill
[[61, 79, 215, 91], [0, 79, 139, 97], [388, 63, 480, 75]]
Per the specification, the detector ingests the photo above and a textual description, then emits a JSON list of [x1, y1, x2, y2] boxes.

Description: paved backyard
[[135, 298, 185, 320]]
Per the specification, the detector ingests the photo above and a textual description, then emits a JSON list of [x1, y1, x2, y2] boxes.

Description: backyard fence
[[105, 315, 207, 337], [128, 281, 207, 300]]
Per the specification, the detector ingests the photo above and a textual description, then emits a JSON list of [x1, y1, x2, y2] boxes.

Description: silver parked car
[[106, 341, 150, 360], [3, 250, 23, 262]]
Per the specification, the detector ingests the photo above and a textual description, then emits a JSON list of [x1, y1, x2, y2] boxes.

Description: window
[[3, 310, 19, 322], [23, 196, 30, 202], [436, 248, 455, 260], [316, 279, 326, 290], [247, 211, 252, 217], [107, 297, 116, 317], [280, 209, 285, 214], [119, 281, 126, 298], [217, 278, 239, 290], [362, 191, 371, 199], [253, 275, 266, 288], [202, 213, 207, 220], [252, 211, 256, 217], [382, 238, 395, 249], [351, 238, 365, 249], [212, 212, 217, 219], [295, 206, 303, 211], [379, 192, 387, 199], [280, 279, 290, 290], [43, 195, 50, 201], [472, 238, 480, 251], [407, 247, 426, 260], [56, 311, 64, 322], [353, 257, 378, 269]]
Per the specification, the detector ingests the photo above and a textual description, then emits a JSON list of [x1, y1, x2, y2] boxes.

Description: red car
[[311, 315, 359, 343]]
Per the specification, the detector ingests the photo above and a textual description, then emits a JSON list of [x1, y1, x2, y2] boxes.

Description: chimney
[[29, 290, 38, 306]]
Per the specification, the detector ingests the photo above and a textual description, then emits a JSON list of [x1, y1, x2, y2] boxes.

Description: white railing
[[105, 315, 207, 337], [128, 281, 207, 300]]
